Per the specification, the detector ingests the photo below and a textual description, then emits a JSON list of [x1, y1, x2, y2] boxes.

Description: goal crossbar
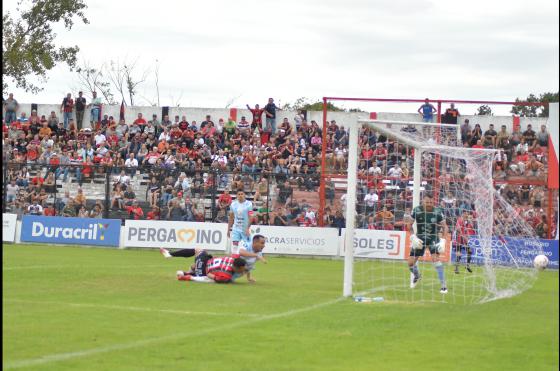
[[358, 119, 462, 150]]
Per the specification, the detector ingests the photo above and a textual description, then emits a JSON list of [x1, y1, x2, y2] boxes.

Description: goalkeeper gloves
[[435, 238, 446, 254], [410, 234, 423, 250]]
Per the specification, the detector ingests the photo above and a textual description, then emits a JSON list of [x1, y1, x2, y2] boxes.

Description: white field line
[[3, 297, 345, 370], [3, 299, 263, 318], [3, 264, 168, 271]]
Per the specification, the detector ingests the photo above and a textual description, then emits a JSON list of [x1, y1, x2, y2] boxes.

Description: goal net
[[344, 119, 546, 304]]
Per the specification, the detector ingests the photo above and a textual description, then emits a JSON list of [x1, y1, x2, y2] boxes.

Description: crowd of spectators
[[2, 94, 556, 238]]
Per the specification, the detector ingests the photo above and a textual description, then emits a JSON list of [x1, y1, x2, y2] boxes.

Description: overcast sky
[[3, 0, 559, 115]]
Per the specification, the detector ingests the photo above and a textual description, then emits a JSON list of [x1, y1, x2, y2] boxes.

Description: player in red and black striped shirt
[[160, 247, 247, 283], [454, 210, 475, 274]]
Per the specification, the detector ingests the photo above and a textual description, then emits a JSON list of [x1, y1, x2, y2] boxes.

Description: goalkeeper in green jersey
[[407, 194, 449, 294]]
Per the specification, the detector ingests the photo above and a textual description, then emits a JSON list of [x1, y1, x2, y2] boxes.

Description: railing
[[2, 162, 324, 225]]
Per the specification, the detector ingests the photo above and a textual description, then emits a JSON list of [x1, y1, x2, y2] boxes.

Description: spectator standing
[[60, 93, 74, 129], [294, 110, 304, 131], [88, 91, 102, 127], [246, 103, 264, 132], [264, 98, 280, 134], [3, 93, 19, 125], [75, 91, 86, 130], [442, 103, 460, 124], [417, 98, 437, 123]]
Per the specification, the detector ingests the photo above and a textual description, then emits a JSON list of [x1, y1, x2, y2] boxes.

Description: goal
[[342, 119, 546, 304]]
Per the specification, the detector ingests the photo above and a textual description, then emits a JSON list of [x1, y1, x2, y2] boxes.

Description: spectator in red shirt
[[373, 143, 387, 162], [60, 93, 74, 129], [246, 103, 264, 131], [201, 121, 216, 139], [178, 116, 189, 131], [43, 203, 56, 216], [218, 189, 232, 209], [146, 206, 160, 220], [126, 200, 144, 220], [170, 124, 183, 141], [133, 113, 147, 127]]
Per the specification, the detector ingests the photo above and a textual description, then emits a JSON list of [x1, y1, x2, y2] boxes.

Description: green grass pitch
[[3, 243, 559, 371]]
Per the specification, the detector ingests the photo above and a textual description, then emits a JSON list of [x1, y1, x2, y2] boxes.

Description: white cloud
[[3, 0, 558, 115]]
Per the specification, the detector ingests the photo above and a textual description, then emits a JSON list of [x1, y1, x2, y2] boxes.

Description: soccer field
[[3, 244, 559, 371]]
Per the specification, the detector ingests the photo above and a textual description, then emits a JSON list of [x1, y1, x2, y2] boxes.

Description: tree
[[282, 97, 346, 112], [107, 58, 148, 106], [475, 105, 493, 116], [510, 92, 559, 117], [3, 0, 89, 94], [74, 60, 115, 104]]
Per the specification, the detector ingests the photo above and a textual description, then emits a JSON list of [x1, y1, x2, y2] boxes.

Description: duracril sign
[[21, 216, 121, 246]]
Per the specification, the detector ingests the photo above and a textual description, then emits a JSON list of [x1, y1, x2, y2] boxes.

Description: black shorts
[[454, 244, 471, 253], [193, 251, 212, 276], [409, 237, 438, 257]]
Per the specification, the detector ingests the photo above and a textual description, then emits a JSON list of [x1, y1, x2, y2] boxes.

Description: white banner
[[124, 220, 228, 250], [340, 229, 407, 260], [253, 226, 339, 256], [3, 213, 18, 242]]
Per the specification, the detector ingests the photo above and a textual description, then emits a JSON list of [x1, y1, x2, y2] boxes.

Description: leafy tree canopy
[[510, 92, 559, 117], [3, 0, 89, 94], [475, 104, 493, 116], [282, 97, 364, 112]]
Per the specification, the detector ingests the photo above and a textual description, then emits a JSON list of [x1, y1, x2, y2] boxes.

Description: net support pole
[[412, 148, 423, 209], [343, 119, 359, 297]]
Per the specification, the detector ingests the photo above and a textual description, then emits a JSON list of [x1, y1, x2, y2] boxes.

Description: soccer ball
[[533, 254, 549, 270]]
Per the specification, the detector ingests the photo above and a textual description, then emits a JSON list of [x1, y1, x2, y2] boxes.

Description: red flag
[[548, 136, 559, 189], [119, 100, 125, 122]]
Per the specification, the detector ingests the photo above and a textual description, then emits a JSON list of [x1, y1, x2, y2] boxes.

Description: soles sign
[[340, 229, 407, 260]]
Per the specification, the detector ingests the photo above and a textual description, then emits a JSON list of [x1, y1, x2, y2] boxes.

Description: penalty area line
[[3, 297, 345, 370], [3, 298, 263, 318], [3, 264, 167, 271]]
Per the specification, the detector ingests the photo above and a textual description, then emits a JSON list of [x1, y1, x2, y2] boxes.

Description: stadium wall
[[5, 213, 558, 269], [14, 103, 548, 133]]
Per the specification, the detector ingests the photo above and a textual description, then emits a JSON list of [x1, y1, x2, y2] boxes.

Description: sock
[[466, 251, 472, 265], [435, 262, 445, 287], [409, 264, 419, 278], [455, 254, 461, 266], [170, 248, 196, 258], [190, 276, 215, 283]]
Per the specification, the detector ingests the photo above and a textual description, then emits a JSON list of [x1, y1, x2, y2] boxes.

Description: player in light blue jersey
[[228, 190, 253, 251], [232, 234, 267, 283]]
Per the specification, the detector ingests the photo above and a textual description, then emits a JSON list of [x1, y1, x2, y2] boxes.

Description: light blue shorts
[[231, 229, 248, 243]]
